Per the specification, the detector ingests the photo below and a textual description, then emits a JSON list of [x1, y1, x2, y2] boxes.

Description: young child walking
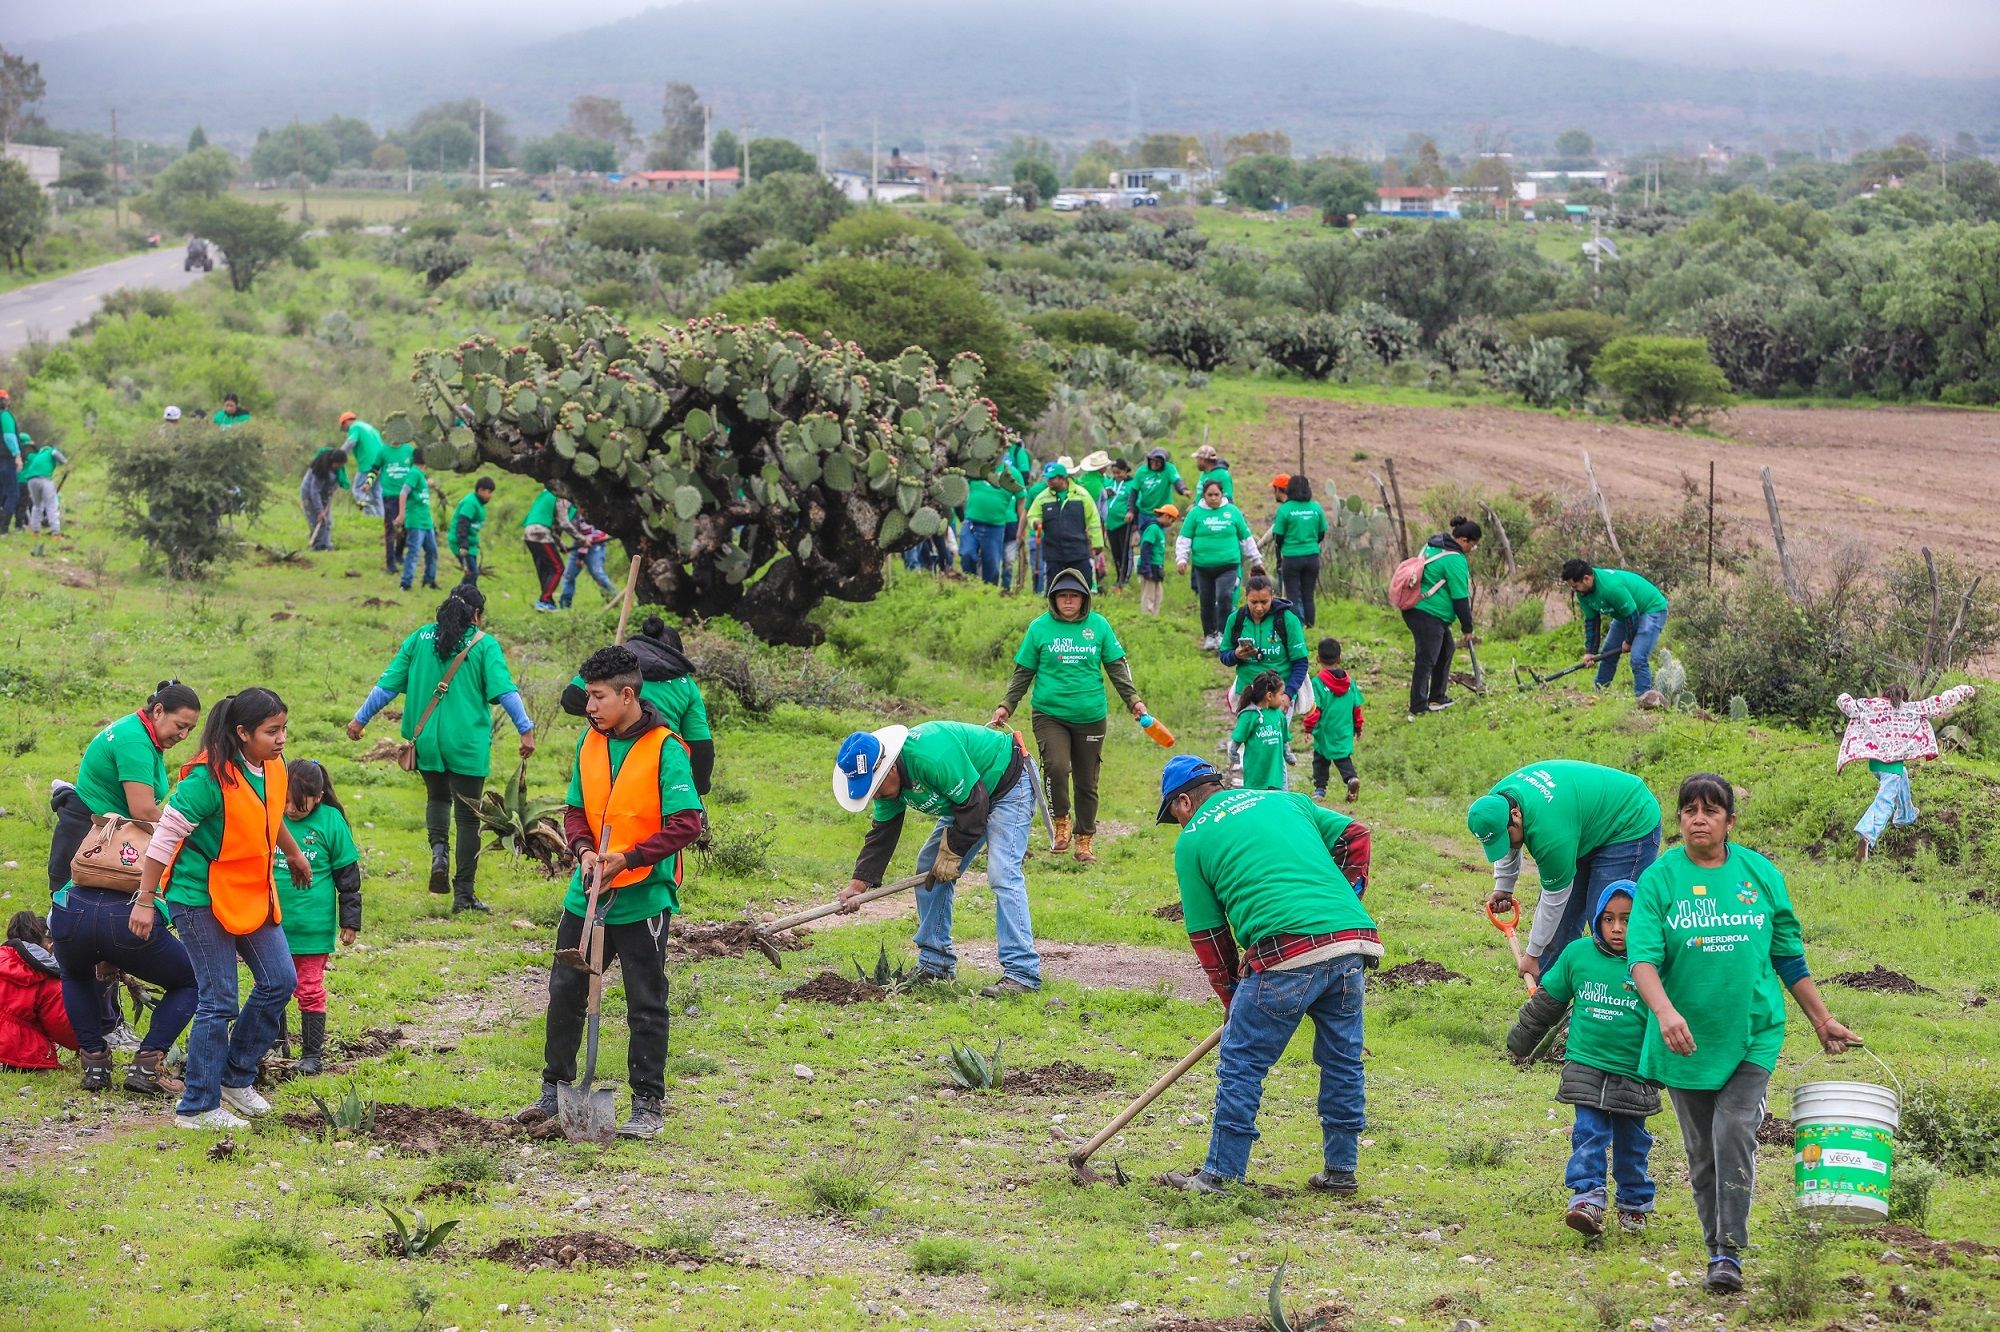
[[1836, 683, 1977, 861], [1137, 504, 1176, 615], [273, 760, 361, 1077], [1303, 638, 1365, 802], [1507, 880, 1659, 1238], [1230, 670, 1292, 792]]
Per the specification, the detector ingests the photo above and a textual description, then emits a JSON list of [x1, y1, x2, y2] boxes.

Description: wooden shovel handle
[[759, 872, 930, 936], [615, 546, 645, 642], [1068, 1024, 1225, 1168]]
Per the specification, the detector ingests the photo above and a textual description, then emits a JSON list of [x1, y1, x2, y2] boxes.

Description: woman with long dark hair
[[348, 584, 537, 912], [136, 688, 311, 1129], [1271, 474, 1329, 629]]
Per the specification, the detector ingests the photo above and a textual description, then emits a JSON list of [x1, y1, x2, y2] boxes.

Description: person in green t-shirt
[[1305, 637, 1364, 802], [1101, 458, 1136, 589], [375, 440, 419, 575], [560, 616, 716, 797], [516, 646, 705, 1141], [18, 437, 68, 536], [348, 584, 537, 912], [212, 394, 251, 429], [1175, 479, 1259, 649], [834, 720, 1042, 996], [1467, 759, 1662, 978], [272, 760, 361, 1078], [1626, 773, 1859, 1294], [1270, 475, 1329, 628], [1192, 442, 1234, 501], [0, 388, 20, 538], [1128, 447, 1188, 525], [451, 477, 495, 582], [1156, 756, 1378, 1195], [961, 456, 1024, 589], [1219, 573, 1308, 712], [1507, 881, 1662, 1239], [522, 487, 566, 611], [1560, 560, 1671, 701], [339, 411, 386, 517], [1404, 517, 1479, 717], [397, 467, 439, 591], [993, 568, 1147, 864], [1137, 502, 1174, 615], [1229, 672, 1292, 791]]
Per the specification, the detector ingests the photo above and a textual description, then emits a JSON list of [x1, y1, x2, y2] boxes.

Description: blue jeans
[[1204, 954, 1367, 1182], [400, 529, 438, 588], [910, 773, 1040, 987], [351, 471, 382, 517], [1856, 771, 1916, 845], [0, 453, 16, 534], [173, 906, 296, 1115], [1567, 1104, 1656, 1212], [456, 548, 480, 583], [1528, 828, 1660, 969], [1027, 531, 1045, 593], [1596, 609, 1668, 695], [47, 886, 199, 1055], [961, 520, 1008, 586], [560, 543, 614, 605]]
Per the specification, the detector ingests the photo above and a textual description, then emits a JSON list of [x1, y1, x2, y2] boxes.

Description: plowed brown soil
[[1375, 959, 1468, 989], [1827, 964, 1935, 995], [279, 1102, 522, 1153], [1002, 1062, 1118, 1095], [670, 920, 806, 963], [780, 971, 884, 1005]]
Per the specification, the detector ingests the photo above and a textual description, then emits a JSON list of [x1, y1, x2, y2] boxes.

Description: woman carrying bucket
[[1626, 773, 1859, 1296]]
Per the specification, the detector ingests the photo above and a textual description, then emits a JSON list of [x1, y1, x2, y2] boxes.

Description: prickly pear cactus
[[409, 311, 1007, 644]]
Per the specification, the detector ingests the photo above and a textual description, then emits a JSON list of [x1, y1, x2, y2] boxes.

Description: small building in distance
[[1374, 185, 1456, 218], [622, 167, 740, 196], [1117, 166, 1193, 194], [3, 143, 62, 191]]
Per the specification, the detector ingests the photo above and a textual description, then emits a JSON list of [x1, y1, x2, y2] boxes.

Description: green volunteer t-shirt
[[1184, 503, 1251, 568], [74, 713, 169, 818], [1131, 462, 1182, 515], [161, 762, 268, 910], [1014, 611, 1127, 725], [1536, 930, 1647, 1081], [1866, 759, 1906, 777], [1231, 706, 1290, 791], [563, 727, 703, 923], [1311, 678, 1364, 761], [213, 409, 252, 429], [1138, 524, 1167, 568], [1627, 845, 1802, 1091], [376, 443, 419, 500], [1487, 761, 1661, 896], [18, 448, 59, 481], [1102, 477, 1133, 531], [346, 421, 386, 473], [1272, 500, 1328, 558], [373, 627, 518, 779], [523, 489, 559, 531], [1174, 789, 1375, 947], [400, 471, 435, 531], [1223, 605, 1307, 694], [964, 460, 1022, 526], [1578, 567, 1670, 624], [871, 722, 1015, 823], [452, 493, 487, 553], [1197, 465, 1234, 501], [1412, 546, 1471, 624], [274, 802, 360, 955], [1076, 471, 1106, 502]]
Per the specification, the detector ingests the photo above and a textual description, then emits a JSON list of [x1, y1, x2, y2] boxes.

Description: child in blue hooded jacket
[[1507, 880, 1660, 1239]]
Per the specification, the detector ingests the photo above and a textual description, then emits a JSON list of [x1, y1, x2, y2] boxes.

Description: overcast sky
[[16, 0, 2000, 75]]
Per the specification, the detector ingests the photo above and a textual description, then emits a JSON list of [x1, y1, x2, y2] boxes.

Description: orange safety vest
[[166, 754, 289, 935], [578, 724, 685, 889]]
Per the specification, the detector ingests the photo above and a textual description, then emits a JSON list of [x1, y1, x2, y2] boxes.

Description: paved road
[[0, 250, 217, 356]]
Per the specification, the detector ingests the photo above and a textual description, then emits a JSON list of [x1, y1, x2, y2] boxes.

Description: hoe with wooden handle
[[1069, 1024, 1225, 1184], [746, 872, 933, 968]]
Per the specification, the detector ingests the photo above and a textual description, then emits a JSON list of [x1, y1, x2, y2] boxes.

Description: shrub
[[1498, 337, 1585, 408], [1339, 301, 1421, 364], [1889, 1157, 1941, 1229], [218, 1227, 317, 1270], [1436, 315, 1509, 374], [578, 210, 696, 256], [1025, 308, 1143, 354], [1670, 572, 1846, 723], [1507, 309, 1629, 377], [105, 424, 272, 579], [818, 210, 977, 276], [1901, 1075, 2000, 1175], [697, 813, 777, 878], [1488, 596, 1546, 641], [1592, 335, 1731, 422], [1137, 284, 1236, 371], [1251, 311, 1362, 381], [909, 1236, 978, 1275]]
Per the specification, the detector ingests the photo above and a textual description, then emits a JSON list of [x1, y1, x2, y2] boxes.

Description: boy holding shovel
[[517, 646, 703, 1140]]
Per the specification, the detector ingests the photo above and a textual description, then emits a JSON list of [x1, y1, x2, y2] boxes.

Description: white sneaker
[[103, 1021, 142, 1053], [219, 1083, 272, 1118], [175, 1106, 249, 1130]]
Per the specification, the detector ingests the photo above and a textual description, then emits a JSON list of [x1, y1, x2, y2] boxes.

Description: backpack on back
[[1388, 547, 1451, 611]]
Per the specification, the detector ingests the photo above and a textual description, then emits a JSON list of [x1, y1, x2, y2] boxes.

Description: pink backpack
[[1388, 547, 1451, 610]]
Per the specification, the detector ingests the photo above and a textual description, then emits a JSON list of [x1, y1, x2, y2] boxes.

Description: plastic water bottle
[[1137, 713, 1176, 748]]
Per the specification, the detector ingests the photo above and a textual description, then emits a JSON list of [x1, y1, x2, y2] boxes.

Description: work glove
[[930, 843, 966, 884]]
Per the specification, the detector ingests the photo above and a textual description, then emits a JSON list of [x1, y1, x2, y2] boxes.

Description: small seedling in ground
[[856, 943, 918, 993], [381, 1205, 459, 1259], [429, 1146, 496, 1186], [944, 1040, 1004, 1091], [1266, 1253, 1336, 1331], [803, 1163, 880, 1215], [1754, 1209, 1829, 1320], [309, 1080, 377, 1137], [910, 1235, 978, 1275], [458, 762, 569, 875], [1889, 1157, 1940, 1231], [1445, 1138, 1513, 1169]]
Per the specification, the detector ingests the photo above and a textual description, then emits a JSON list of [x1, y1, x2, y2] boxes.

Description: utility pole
[[477, 100, 487, 192], [293, 120, 310, 223], [702, 102, 711, 201], [818, 122, 826, 175], [109, 108, 122, 232], [741, 125, 752, 188], [871, 117, 879, 203]]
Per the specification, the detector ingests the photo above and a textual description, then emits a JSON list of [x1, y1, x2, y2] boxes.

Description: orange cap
[[1271, 473, 1290, 489], [338, 411, 358, 427], [1153, 503, 1179, 521]]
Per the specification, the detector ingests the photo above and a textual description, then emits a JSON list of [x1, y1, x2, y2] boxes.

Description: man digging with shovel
[[1155, 756, 1380, 1196], [517, 647, 703, 1140]]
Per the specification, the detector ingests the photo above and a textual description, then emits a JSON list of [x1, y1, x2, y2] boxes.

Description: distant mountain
[[24, 0, 2000, 153]]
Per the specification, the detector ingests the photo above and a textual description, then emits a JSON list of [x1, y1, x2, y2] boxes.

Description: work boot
[[80, 1048, 114, 1092], [1346, 777, 1362, 802], [1565, 1200, 1606, 1237], [295, 1011, 327, 1077], [1308, 1169, 1359, 1195], [978, 976, 1036, 999], [514, 1082, 559, 1125], [428, 843, 450, 894], [1618, 1210, 1648, 1235], [1704, 1255, 1743, 1294], [1159, 1167, 1230, 1195], [1051, 815, 1071, 853], [123, 1048, 183, 1096], [616, 1096, 665, 1139], [452, 894, 491, 915], [1072, 834, 1096, 865]]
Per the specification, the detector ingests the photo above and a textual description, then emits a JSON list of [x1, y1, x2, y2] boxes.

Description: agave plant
[[1266, 1253, 1337, 1332], [943, 1040, 1004, 1092], [309, 1080, 378, 1136], [458, 759, 570, 875], [381, 1205, 459, 1260], [854, 944, 918, 994]]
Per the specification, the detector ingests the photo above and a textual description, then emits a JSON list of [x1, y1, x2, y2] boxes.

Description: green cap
[[1467, 794, 1513, 862]]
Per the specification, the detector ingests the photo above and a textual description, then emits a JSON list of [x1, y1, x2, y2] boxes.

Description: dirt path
[[1247, 399, 1999, 573], [954, 941, 1212, 1001]]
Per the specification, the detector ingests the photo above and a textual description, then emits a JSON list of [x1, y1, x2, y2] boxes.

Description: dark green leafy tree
[[321, 115, 379, 167], [0, 157, 49, 270], [1593, 336, 1731, 421], [106, 424, 271, 578], [181, 197, 307, 292], [248, 124, 338, 183], [522, 133, 618, 175], [708, 129, 740, 173], [1012, 159, 1060, 206], [567, 95, 637, 153], [1287, 238, 1358, 314], [0, 47, 45, 147], [650, 82, 705, 169], [136, 145, 239, 227], [404, 120, 477, 171], [407, 100, 513, 168], [187, 125, 208, 152], [1358, 222, 1503, 340], [1295, 157, 1376, 217], [748, 137, 817, 182], [1221, 154, 1299, 210]]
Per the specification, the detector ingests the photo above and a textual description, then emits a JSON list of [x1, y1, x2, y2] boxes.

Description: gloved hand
[[930, 843, 966, 883]]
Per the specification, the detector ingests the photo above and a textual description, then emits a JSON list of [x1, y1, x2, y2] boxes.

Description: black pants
[[1311, 754, 1358, 792], [1194, 564, 1239, 639], [382, 510, 406, 572], [1108, 524, 1134, 587], [1042, 555, 1094, 591], [526, 538, 564, 604], [1281, 554, 1322, 628], [1032, 711, 1106, 835], [48, 788, 136, 1029], [1402, 608, 1455, 714], [420, 769, 485, 902], [542, 908, 671, 1101]]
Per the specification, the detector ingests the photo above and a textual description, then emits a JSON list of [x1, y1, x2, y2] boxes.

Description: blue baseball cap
[[833, 726, 908, 813], [1042, 461, 1068, 479], [1156, 754, 1222, 823]]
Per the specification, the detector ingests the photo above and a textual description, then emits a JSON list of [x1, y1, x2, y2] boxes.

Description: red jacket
[[0, 942, 77, 1070]]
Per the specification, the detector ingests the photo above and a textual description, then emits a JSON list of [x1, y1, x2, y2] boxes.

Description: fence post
[[1760, 466, 1802, 602], [1706, 459, 1715, 585], [1384, 457, 1412, 560], [1581, 450, 1622, 561]]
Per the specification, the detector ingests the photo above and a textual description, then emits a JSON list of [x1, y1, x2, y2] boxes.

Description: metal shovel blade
[[556, 1078, 619, 1145]]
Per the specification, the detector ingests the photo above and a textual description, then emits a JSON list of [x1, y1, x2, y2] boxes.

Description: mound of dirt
[[1756, 1113, 1794, 1148], [781, 971, 884, 1005], [333, 1026, 406, 1060], [414, 1179, 479, 1204], [356, 738, 407, 764], [279, 1102, 522, 1154], [1827, 965, 1935, 995], [1375, 959, 1468, 989], [1149, 1305, 1348, 1332], [358, 596, 395, 609], [1002, 1062, 1117, 1096], [671, 920, 807, 963], [483, 1231, 649, 1270], [1151, 902, 1185, 922], [1862, 1223, 1998, 1266]]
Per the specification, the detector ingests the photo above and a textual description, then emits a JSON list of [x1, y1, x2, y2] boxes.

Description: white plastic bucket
[[1792, 1076, 1899, 1222]]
